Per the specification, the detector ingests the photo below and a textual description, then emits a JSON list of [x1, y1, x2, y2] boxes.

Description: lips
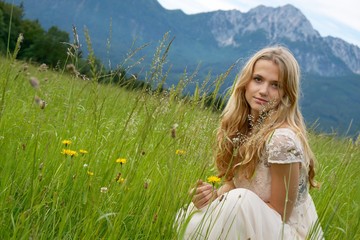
[[254, 97, 268, 104]]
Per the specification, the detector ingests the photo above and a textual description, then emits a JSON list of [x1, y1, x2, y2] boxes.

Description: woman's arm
[[268, 162, 300, 221]]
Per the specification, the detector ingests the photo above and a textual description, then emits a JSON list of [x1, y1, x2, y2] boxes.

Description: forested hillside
[[0, 2, 69, 67]]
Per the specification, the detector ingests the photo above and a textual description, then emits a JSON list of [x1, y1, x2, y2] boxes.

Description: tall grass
[[0, 35, 359, 239]]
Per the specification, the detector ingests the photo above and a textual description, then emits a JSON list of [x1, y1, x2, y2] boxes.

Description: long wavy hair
[[216, 46, 317, 188]]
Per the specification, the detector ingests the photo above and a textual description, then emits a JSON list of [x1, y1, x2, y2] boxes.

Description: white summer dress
[[177, 128, 323, 240]]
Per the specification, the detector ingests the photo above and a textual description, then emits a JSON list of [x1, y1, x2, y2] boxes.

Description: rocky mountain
[[4, 0, 360, 135], [324, 36, 360, 74], [207, 5, 354, 76], [209, 5, 320, 46], [7, 0, 360, 77]]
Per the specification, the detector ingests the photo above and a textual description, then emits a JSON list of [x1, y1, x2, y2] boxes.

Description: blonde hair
[[216, 46, 317, 188]]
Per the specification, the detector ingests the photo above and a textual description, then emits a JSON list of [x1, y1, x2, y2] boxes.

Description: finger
[[195, 187, 213, 198], [189, 180, 205, 195], [194, 187, 218, 202], [192, 189, 213, 204], [189, 184, 211, 197], [189, 187, 195, 196], [193, 195, 210, 208], [195, 184, 213, 194], [194, 193, 213, 208], [189, 188, 197, 196]]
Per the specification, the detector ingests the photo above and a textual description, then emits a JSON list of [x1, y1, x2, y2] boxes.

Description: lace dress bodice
[[233, 128, 308, 206]]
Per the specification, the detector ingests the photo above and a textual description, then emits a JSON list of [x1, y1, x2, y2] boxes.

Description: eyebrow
[[252, 74, 263, 79], [252, 73, 279, 82]]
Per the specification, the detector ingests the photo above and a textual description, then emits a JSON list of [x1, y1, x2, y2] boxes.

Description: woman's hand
[[190, 180, 217, 209]]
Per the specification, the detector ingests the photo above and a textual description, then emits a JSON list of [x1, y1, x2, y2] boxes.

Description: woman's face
[[245, 59, 284, 120]]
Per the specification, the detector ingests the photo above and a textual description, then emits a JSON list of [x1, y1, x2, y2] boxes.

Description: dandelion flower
[[175, 149, 186, 155], [207, 176, 221, 185], [100, 187, 108, 193], [62, 140, 72, 146], [69, 150, 78, 157], [79, 149, 88, 154], [115, 172, 122, 182], [117, 177, 125, 184], [87, 171, 94, 176], [61, 149, 78, 157], [116, 158, 127, 165]]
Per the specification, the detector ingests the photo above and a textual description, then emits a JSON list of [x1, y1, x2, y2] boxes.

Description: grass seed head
[[38, 63, 48, 72], [34, 96, 47, 109], [21, 64, 28, 72], [171, 123, 179, 138], [29, 77, 39, 89], [66, 64, 81, 77]]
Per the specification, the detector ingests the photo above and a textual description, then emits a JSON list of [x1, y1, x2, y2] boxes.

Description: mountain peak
[[209, 4, 321, 48], [246, 4, 320, 41]]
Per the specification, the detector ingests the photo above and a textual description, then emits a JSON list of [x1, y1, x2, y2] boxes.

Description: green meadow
[[0, 38, 359, 239]]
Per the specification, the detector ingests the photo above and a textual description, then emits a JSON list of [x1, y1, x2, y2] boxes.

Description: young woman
[[177, 46, 323, 239]]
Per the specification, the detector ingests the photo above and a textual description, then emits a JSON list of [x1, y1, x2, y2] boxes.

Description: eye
[[271, 82, 280, 89], [253, 76, 262, 82]]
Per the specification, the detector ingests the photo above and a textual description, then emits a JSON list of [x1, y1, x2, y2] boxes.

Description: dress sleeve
[[267, 129, 304, 164]]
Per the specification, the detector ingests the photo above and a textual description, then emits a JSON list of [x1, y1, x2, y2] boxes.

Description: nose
[[259, 83, 269, 96]]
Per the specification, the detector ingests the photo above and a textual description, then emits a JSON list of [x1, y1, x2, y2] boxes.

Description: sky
[[157, 0, 360, 47]]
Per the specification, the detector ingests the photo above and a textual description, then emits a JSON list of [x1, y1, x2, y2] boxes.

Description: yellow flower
[[117, 177, 125, 184], [207, 176, 221, 185], [79, 149, 88, 154], [61, 149, 78, 157], [62, 140, 72, 146], [87, 171, 94, 176], [116, 158, 127, 164], [175, 149, 186, 155]]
